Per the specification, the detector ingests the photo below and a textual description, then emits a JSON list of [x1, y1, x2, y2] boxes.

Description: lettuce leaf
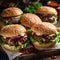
[[52, 16, 57, 23], [30, 37, 37, 42], [52, 32, 60, 43], [30, 37, 52, 46]]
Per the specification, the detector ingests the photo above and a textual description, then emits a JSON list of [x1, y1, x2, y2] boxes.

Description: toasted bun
[[0, 22, 4, 29], [1, 7, 23, 17], [37, 6, 57, 15], [2, 44, 18, 51], [57, 27, 60, 32], [20, 13, 42, 27], [31, 22, 57, 35], [0, 24, 26, 37], [33, 41, 55, 48]]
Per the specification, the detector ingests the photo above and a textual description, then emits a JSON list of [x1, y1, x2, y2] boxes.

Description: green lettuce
[[30, 37, 52, 46], [24, 2, 42, 14], [52, 16, 57, 23], [52, 32, 60, 43]]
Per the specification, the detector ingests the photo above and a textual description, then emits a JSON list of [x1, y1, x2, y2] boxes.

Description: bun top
[[31, 22, 57, 35], [1, 7, 23, 17], [37, 6, 57, 15], [0, 24, 26, 37], [21, 13, 42, 27]]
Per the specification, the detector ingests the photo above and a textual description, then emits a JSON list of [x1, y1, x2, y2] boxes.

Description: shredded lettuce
[[14, 41, 30, 50], [30, 37, 52, 46], [30, 37, 37, 42]]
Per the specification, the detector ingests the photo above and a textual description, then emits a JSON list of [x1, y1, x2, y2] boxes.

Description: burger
[[0, 24, 29, 51], [37, 6, 58, 24], [20, 13, 42, 28], [1, 7, 23, 24], [30, 22, 60, 49]]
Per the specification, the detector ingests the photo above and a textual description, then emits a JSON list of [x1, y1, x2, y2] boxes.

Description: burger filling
[[37, 14, 57, 23], [30, 32, 60, 46], [33, 34, 56, 42], [0, 33, 29, 49], [2, 15, 21, 24]]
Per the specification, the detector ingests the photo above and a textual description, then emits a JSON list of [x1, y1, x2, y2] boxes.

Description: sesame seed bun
[[37, 6, 57, 15], [1, 7, 23, 17], [20, 13, 42, 27], [0, 24, 26, 37], [2, 44, 18, 51], [31, 22, 57, 36]]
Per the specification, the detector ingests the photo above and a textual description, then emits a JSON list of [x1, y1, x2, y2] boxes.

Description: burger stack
[[0, 6, 60, 54]]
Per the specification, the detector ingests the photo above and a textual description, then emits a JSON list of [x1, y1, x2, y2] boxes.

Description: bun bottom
[[2, 44, 19, 51], [33, 42, 55, 49]]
